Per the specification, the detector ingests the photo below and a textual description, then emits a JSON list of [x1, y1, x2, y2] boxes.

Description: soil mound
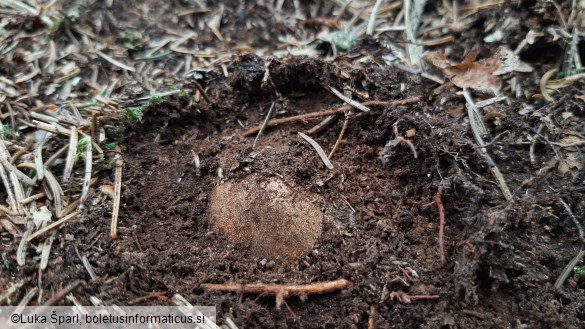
[[209, 175, 323, 260]]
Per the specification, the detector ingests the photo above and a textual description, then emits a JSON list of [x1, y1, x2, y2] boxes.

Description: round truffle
[[209, 176, 323, 259]]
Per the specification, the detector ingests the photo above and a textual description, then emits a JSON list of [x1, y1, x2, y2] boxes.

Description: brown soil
[[1, 1, 585, 328]]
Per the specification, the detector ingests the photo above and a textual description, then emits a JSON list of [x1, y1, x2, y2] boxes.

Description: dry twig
[[190, 80, 212, 104], [243, 98, 420, 137], [328, 115, 349, 159], [27, 211, 80, 242]]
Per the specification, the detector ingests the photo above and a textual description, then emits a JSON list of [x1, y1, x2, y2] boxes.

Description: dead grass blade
[[81, 255, 97, 281], [16, 287, 38, 309], [367, 0, 384, 35], [253, 102, 276, 148], [404, 0, 426, 66]]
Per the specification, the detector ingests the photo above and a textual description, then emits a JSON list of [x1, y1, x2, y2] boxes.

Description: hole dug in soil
[[43, 58, 584, 328]]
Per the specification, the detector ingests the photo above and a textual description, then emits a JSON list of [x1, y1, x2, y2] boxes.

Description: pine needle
[[298, 132, 334, 169]]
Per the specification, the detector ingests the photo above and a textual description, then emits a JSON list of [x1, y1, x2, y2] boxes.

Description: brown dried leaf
[[424, 51, 502, 90], [424, 47, 532, 91], [451, 70, 502, 90]]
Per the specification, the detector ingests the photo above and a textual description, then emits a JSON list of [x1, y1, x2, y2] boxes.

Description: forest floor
[[1, 0, 585, 328]]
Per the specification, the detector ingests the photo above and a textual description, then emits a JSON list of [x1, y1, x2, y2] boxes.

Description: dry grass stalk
[[253, 102, 276, 148], [367, 0, 384, 35], [225, 317, 239, 329], [31, 120, 72, 136], [81, 255, 97, 281], [540, 68, 558, 101], [0, 218, 20, 236], [306, 115, 338, 135], [111, 159, 123, 239], [16, 287, 38, 309], [9, 172, 26, 215], [34, 133, 49, 181], [95, 50, 136, 72]]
